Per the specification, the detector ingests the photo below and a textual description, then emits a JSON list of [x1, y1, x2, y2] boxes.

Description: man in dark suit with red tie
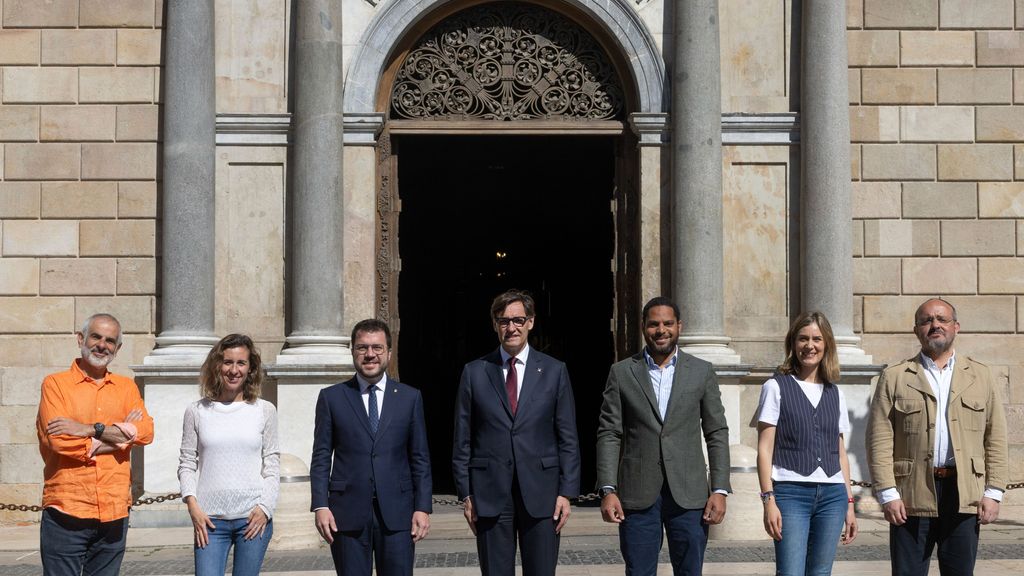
[[452, 289, 581, 576], [310, 319, 432, 576]]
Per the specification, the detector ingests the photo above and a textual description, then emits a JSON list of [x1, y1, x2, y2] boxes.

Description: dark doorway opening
[[395, 134, 616, 495]]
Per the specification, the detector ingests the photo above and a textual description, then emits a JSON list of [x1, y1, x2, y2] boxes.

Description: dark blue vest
[[772, 372, 841, 477]]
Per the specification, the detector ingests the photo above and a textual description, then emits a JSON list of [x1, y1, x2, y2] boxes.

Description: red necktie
[[506, 357, 518, 415]]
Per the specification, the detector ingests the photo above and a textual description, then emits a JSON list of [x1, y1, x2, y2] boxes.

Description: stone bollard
[[709, 444, 767, 540], [269, 453, 322, 550]]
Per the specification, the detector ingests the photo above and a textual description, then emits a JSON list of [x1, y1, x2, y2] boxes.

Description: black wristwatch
[[93, 422, 105, 438], [600, 486, 616, 498]]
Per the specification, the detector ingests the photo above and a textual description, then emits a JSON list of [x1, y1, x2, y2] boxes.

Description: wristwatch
[[599, 486, 616, 498], [759, 491, 775, 503], [93, 422, 105, 439]]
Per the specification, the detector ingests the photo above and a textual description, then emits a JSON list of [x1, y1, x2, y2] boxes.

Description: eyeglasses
[[353, 344, 388, 355], [495, 316, 531, 327], [915, 316, 955, 327]]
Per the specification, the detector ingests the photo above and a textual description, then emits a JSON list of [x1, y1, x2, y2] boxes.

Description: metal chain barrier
[[0, 492, 182, 513]]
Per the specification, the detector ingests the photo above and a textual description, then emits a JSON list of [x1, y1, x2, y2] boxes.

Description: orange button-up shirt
[[36, 360, 154, 522]]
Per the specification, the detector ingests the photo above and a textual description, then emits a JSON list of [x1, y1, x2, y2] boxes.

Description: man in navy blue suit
[[311, 319, 432, 576], [452, 289, 581, 576]]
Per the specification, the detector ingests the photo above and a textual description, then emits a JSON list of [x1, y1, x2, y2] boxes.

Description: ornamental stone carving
[[390, 2, 624, 121]]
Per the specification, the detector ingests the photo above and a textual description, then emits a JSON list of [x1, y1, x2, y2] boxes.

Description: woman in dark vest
[[753, 311, 858, 575]]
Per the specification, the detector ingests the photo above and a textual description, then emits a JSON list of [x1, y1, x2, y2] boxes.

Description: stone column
[[149, 0, 218, 360], [801, 0, 872, 364], [672, 0, 740, 365], [278, 0, 348, 363]]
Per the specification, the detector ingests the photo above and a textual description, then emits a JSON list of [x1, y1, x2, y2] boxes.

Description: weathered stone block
[[978, 31, 1024, 66], [979, 258, 1024, 293], [40, 182, 118, 219], [117, 182, 156, 218], [116, 258, 156, 294], [0, 483, 41, 524], [941, 220, 1016, 256], [0, 259, 39, 295], [1016, 145, 1024, 179], [849, 70, 861, 104], [2, 220, 78, 256], [0, 405, 37, 445], [937, 144, 1013, 181], [81, 143, 156, 180], [1019, 221, 1024, 255], [850, 106, 899, 142], [864, 296, 920, 332], [864, 0, 938, 29], [0, 105, 40, 141], [902, 182, 977, 218], [3, 143, 80, 180], [2, 67, 77, 104], [0, 30, 40, 65], [864, 220, 939, 256], [853, 182, 901, 218], [0, 297, 74, 333], [862, 69, 936, 104], [938, 69, 1012, 104], [74, 296, 151, 333], [1, 365, 59, 404], [851, 144, 862, 180], [854, 258, 901, 294], [902, 257, 977, 294], [862, 144, 936, 180], [848, 0, 864, 28], [0, 182, 40, 218], [853, 296, 863, 333], [41, 29, 116, 65], [901, 31, 974, 66], [40, 258, 116, 295], [79, 220, 155, 256], [853, 221, 864, 257], [976, 106, 1024, 142], [115, 105, 159, 141], [0, 444, 43, 483], [939, 0, 1013, 29], [79, 68, 154, 103], [80, 0, 155, 27], [944, 296, 1017, 333], [900, 106, 973, 142], [40, 105, 116, 142], [117, 29, 161, 65], [979, 182, 1024, 217], [2, 0, 77, 27], [848, 30, 899, 66]]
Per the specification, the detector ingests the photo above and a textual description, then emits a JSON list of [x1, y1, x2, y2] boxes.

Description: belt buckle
[[933, 467, 955, 479]]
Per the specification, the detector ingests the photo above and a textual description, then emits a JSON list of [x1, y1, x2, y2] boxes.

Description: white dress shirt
[[499, 345, 530, 398], [356, 371, 386, 416]]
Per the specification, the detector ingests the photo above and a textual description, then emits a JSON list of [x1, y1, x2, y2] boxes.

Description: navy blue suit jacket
[[452, 348, 580, 518], [310, 377, 432, 531]]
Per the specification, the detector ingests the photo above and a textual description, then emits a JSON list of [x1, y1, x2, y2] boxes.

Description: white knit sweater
[[178, 398, 280, 520]]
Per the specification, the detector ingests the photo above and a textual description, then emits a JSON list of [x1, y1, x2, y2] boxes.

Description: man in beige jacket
[[867, 297, 1008, 576]]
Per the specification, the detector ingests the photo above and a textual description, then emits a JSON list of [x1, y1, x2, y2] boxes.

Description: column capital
[[343, 112, 386, 146], [628, 112, 669, 146], [276, 336, 354, 367]]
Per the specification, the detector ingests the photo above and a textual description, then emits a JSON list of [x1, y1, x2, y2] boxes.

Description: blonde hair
[[777, 311, 841, 384], [199, 334, 263, 402]]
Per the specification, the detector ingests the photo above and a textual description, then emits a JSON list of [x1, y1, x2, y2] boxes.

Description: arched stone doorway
[[360, 0, 664, 492]]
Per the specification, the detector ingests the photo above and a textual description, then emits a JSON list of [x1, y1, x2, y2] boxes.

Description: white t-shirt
[[178, 398, 280, 519], [753, 377, 850, 484]]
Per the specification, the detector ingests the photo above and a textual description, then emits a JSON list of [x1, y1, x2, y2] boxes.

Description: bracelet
[[847, 497, 855, 503], [759, 491, 774, 503]]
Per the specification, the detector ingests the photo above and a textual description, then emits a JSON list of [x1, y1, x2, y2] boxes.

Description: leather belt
[[933, 467, 956, 479]]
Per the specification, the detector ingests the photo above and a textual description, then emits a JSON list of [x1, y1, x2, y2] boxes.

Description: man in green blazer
[[596, 296, 731, 576]]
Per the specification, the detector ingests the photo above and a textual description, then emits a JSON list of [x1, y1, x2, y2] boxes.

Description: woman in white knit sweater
[[178, 334, 280, 576]]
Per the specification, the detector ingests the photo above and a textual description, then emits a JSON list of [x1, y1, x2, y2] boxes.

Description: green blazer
[[595, 350, 731, 510]]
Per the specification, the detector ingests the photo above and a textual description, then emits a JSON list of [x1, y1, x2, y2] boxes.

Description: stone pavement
[[1, 503, 1022, 575]]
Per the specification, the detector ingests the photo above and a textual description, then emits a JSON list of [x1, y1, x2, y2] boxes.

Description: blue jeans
[[40, 507, 129, 576], [619, 484, 708, 576], [194, 517, 273, 576], [772, 482, 848, 576]]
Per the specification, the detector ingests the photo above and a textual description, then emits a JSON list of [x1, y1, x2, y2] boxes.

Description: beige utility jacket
[[866, 354, 1008, 516]]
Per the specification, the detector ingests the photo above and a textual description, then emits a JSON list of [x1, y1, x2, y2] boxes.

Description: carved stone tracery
[[390, 2, 624, 121]]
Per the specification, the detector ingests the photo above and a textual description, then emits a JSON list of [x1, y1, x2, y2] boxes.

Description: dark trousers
[[619, 483, 708, 576], [330, 498, 414, 576], [890, 476, 979, 576], [40, 507, 129, 576], [475, 476, 560, 576]]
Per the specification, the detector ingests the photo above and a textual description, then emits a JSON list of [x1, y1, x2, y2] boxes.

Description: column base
[[679, 335, 742, 365], [144, 334, 220, 365], [276, 335, 354, 366], [835, 334, 874, 365]]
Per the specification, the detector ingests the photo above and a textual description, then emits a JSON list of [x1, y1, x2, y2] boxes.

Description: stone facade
[[0, 0, 1021, 526]]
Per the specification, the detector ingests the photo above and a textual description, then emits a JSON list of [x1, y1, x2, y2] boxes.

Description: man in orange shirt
[[36, 313, 154, 576]]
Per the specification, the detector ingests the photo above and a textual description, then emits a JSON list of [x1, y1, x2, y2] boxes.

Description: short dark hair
[[642, 296, 680, 324], [351, 318, 392, 348], [490, 289, 536, 319]]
